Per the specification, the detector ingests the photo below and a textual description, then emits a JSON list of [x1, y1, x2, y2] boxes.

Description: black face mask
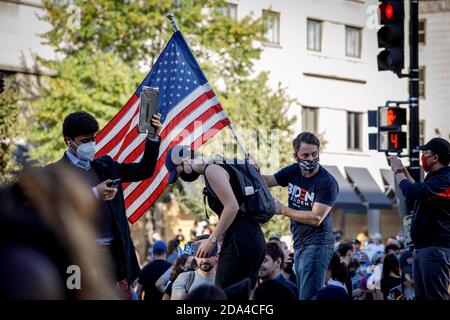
[[179, 169, 200, 182], [282, 262, 294, 273]]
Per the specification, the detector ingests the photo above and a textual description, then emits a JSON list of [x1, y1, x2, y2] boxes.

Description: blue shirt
[[274, 164, 339, 249], [274, 273, 298, 297]]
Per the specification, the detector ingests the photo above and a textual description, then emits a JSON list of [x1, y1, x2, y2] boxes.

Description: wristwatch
[[209, 234, 217, 244], [394, 169, 404, 175]]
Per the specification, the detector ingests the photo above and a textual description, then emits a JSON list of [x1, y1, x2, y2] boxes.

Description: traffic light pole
[[408, 0, 421, 184], [405, 0, 421, 219]]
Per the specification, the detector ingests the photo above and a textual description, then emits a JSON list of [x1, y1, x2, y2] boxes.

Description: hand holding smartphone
[[107, 178, 121, 189]]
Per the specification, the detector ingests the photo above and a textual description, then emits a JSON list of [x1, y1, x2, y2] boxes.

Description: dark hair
[[63, 112, 99, 140], [382, 253, 400, 278], [384, 243, 400, 254], [293, 132, 320, 152], [186, 284, 227, 300], [354, 239, 361, 246], [438, 155, 449, 166], [170, 254, 190, 281], [167, 239, 180, 255], [328, 252, 348, 283], [337, 241, 354, 257], [266, 242, 284, 265]]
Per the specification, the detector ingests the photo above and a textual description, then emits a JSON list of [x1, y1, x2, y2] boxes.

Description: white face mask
[[71, 140, 96, 162]]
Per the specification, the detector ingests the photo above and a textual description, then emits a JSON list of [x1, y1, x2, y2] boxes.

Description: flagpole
[[228, 124, 247, 155], [166, 13, 180, 32], [166, 13, 247, 156]]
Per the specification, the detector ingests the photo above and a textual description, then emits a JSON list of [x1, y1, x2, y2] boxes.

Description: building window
[[347, 112, 362, 150], [345, 26, 362, 58], [419, 19, 426, 45], [263, 10, 280, 45], [217, 3, 238, 21], [307, 18, 322, 52], [302, 106, 318, 133], [419, 66, 425, 98], [419, 120, 426, 145]]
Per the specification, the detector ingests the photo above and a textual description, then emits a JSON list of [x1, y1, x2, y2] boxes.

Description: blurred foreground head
[[0, 165, 117, 299]]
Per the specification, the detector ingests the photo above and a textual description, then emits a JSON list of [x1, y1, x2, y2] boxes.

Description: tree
[[40, 0, 265, 81], [0, 75, 22, 182]]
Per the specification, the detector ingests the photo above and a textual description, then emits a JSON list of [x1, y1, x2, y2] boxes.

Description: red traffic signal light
[[381, 3, 394, 21], [379, 106, 406, 128], [379, 1, 404, 23], [377, 1, 404, 73]]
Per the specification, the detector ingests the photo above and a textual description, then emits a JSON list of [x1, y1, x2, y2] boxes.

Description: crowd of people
[[0, 110, 448, 300], [134, 229, 415, 301]]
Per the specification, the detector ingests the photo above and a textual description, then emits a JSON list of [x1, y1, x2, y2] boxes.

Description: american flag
[[95, 31, 230, 223]]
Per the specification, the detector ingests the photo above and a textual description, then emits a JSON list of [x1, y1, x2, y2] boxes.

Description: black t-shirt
[[381, 275, 401, 299], [138, 260, 171, 300], [274, 164, 339, 249]]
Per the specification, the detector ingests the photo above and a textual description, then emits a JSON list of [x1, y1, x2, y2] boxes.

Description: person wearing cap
[[164, 145, 266, 291], [389, 137, 450, 300], [136, 240, 171, 300]]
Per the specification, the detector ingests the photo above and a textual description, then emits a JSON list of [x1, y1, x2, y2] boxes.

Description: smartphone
[[191, 240, 218, 257], [138, 86, 159, 134], [108, 178, 121, 188]]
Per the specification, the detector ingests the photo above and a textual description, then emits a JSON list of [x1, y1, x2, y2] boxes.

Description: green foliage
[[40, 0, 265, 80], [28, 50, 141, 164], [0, 76, 22, 182]]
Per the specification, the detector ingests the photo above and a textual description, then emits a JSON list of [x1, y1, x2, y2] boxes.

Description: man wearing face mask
[[262, 132, 339, 300], [389, 137, 450, 300], [48, 111, 162, 297]]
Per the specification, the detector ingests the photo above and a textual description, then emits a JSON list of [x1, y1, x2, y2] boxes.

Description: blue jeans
[[294, 244, 334, 300], [413, 246, 450, 300]]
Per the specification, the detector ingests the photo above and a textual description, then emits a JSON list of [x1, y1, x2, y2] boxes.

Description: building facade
[[235, 0, 420, 239]]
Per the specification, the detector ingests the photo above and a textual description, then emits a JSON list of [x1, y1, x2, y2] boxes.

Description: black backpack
[[203, 158, 276, 224]]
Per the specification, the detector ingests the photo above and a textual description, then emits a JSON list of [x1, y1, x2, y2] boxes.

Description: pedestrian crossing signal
[[368, 105, 407, 152]]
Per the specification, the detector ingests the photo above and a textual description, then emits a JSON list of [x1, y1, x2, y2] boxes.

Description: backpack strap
[[201, 157, 225, 220]]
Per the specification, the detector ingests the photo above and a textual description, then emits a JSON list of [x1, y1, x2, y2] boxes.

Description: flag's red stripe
[[96, 93, 139, 143], [123, 104, 225, 206], [159, 90, 215, 141], [96, 106, 140, 158], [127, 175, 169, 224], [127, 118, 230, 224]]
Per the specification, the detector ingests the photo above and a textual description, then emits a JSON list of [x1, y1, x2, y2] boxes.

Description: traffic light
[[377, 0, 405, 73], [368, 105, 407, 152]]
